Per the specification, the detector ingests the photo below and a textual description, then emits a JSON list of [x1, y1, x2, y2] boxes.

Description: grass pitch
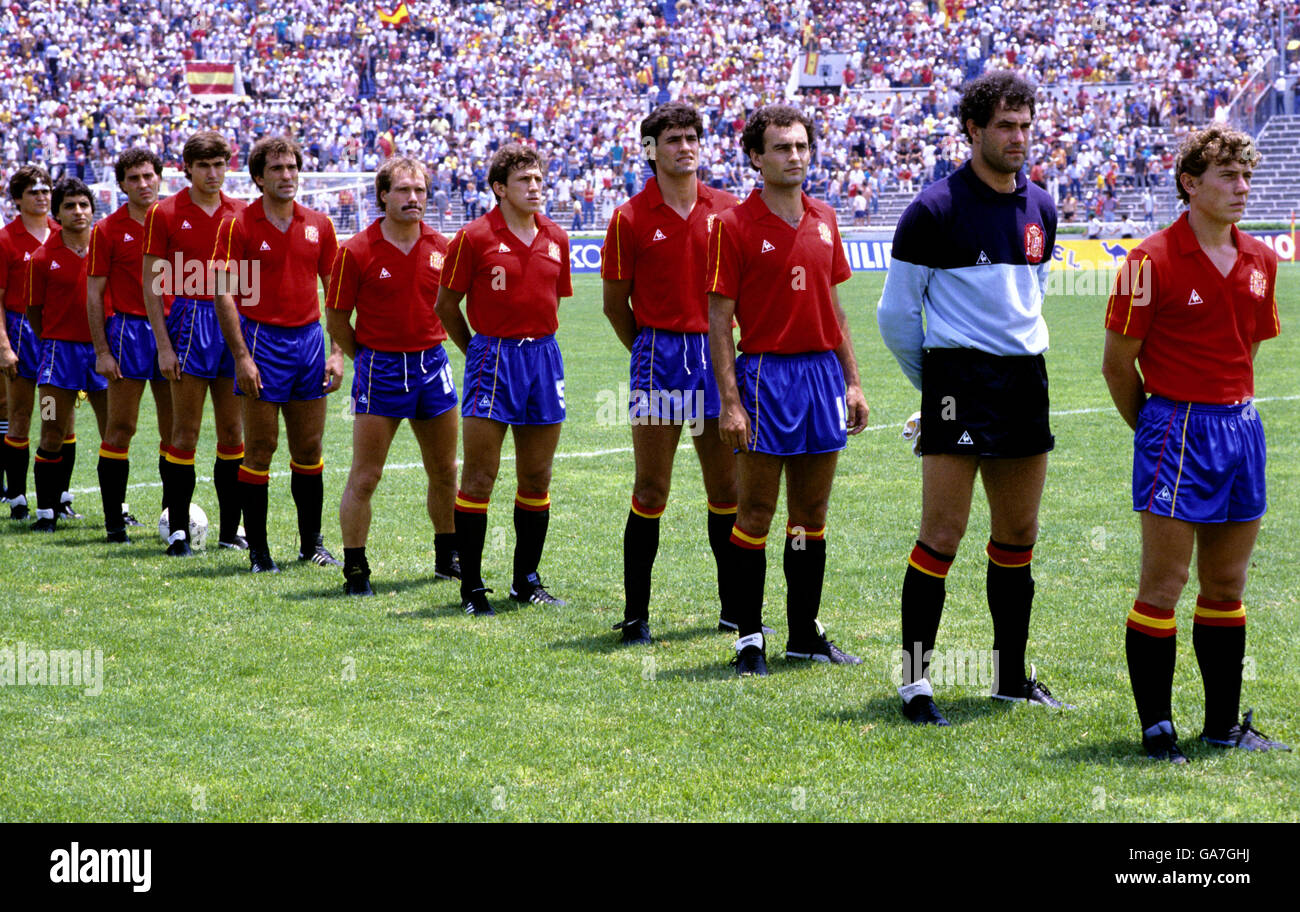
[[1, 267, 1297, 821]]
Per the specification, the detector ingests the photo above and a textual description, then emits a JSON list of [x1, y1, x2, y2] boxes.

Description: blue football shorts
[[1133, 395, 1267, 523], [37, 338, 107, 393], [106, 312, 164, 382], [736, 350, 846, 456], [166, 297, 235, 380], [461, 333, 565, 426], [236, 319, 327, 404], [5, 310, 41, 381], [628, 327, 720, 423], [351, 344, 457, 421]]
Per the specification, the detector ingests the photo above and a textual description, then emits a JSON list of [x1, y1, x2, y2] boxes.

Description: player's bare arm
[[86, 274, 121, 382], [601, 278, 638, 352], [1101, 329, 1146, 430], [0, 286, 16, 377], [214, 287, 260, 399], [831, 289, 869, 433], [708, 290, 750, 452], [141, 253, 179, 380], [433, 286, 473, 354], [324, 337, 344, 393], [325, 308, 357, 361]]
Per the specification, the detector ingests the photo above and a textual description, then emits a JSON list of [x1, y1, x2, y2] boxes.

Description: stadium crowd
[[1, 0, 1297, 226]]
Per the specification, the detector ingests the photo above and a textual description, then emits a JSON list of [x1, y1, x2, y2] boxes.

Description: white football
[[158, 504, 209, 550]]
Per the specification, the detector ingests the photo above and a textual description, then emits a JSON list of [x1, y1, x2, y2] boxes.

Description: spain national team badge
[[430, 251, 444, 271], [548, 241, 561, 261], [1249, 268, 1266, 299], [707, 213, 717, 234], [1024, 222, 1045, 263], [305, 225, 319, 243], [818, 222, 833, 246]]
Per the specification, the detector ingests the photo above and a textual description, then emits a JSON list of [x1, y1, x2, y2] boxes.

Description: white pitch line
[[67, 394, 1300, 496]]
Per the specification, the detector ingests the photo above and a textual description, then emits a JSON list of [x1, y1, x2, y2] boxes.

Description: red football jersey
[[1105, 213, 1279, 404], [601, 178, 740, 333], [325, 219, 449, 352], [142, 188, 244, 299], [0, 216, 59, 315], [29, 232, 91, 342], [705, 190, 850, 354], [440, 207, 572, 338], [212, 198, 338, 328], [89, 205, 166, 318]]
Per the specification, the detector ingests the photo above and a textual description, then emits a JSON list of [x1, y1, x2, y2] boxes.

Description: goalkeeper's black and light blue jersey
[[876, 162, 1057, 390]]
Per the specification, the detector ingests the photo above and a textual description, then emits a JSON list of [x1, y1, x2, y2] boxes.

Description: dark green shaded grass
[[1, 267, 1297, 821]]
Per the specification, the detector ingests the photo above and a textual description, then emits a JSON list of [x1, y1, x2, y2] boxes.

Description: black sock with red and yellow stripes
[[512, 489, 550, 587], [214, 443, 244, 543], [707, 500, 737, 620], [455, 490, 489, 598], [3, 434, 29, 500], [34, 447, 63, 514], [987, 539, 1035, 695], [901, 541, 954, 684], [290, 458, 324, 555], [1193, 596, 1247, 737], [97, 443, 130, 532], [623, 495, 663, 622], [58, 434, 76, 502], [163, 447, 197, 541], [784, 523, 826, 642], [1126, 600, 1177, 731], [158, 444, 168, 511], [238, 464, 270, 550], [727, 524, 767, 638]]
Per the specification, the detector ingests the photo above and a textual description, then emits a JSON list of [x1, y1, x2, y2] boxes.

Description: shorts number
[[836, 395, 847, 429], [439, 363, 454, 395], [555, 380, 566, 409]]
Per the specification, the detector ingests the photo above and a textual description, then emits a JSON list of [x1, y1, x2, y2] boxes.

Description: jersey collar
[[741, 187, 817, 227], [956, 160, 1028, 200]]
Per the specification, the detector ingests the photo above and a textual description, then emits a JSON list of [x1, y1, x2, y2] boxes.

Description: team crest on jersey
[[430, 251, 444, 271], [1023, 222, 1045, 263], [305, 225, 319, 243], [548, 241, 560, 261], [818, 223, 832, 246], [707, 213, 717, 233], [1249, 269, 1266, 298]]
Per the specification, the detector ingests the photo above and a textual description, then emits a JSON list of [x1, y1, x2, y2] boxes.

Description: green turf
[[1, 266, 1297, 821]]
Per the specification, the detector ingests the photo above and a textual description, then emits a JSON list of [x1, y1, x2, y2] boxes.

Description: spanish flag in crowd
[[376, 3, 411, 27], [184, 62, 236, 95], [804, 52, 819, 76]]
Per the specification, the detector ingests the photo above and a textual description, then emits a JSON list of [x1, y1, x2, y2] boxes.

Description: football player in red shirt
[[88, 148, 172, 542], [1103, 124, 1288, 761], [0, 165, 60, 520], [436, 143, 572, 617], [214, 135, 343, 573], [601, 102, 741, 645], [706, 105, 870, 675], [27, 179, 107, 532], [326, 157, 460, 596], [142, 130, 246, 556]]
